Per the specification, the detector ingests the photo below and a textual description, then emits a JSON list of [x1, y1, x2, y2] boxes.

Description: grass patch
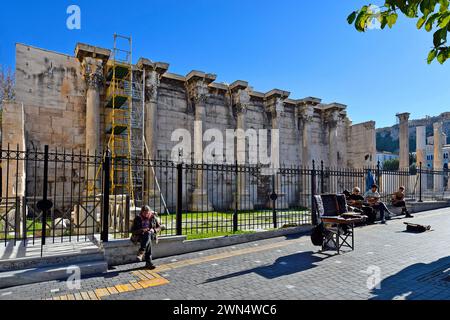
[[186, 230, 256, 240]]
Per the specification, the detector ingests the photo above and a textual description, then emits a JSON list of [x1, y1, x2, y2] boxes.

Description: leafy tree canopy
[[348, 0, 450, 64]]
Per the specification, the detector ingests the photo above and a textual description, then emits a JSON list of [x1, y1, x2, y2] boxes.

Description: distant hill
[[376, 112, 450, 153]]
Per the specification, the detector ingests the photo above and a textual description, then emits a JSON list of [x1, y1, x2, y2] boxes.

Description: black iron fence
[[1, 146, 449, 246]]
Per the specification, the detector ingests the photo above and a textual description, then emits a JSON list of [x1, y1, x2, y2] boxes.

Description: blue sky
[[1, 0, 449, 128]]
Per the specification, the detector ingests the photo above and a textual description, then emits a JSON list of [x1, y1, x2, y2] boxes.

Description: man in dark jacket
[[131, 206, 161, 269]]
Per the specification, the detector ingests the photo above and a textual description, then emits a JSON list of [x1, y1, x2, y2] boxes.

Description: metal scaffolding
[[104, 34, 137, 203]]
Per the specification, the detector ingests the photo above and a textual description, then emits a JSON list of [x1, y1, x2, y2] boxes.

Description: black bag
[[311, 223, 325, 246], [405, 223, 431, 233]]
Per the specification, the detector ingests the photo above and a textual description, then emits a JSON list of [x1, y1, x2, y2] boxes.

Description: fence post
[[233, 161, 238, 232], [41, 145, 49, 246], [22, 196, 27, 241], [311, 160, 317, 226], [272, 173, 278, 229], [419, 162, 423, 203], [101, 149, 111, 242], [176, 163, 183, 236], [320, 160, 324, 194], [125, 194, 130, 235], [376, 161, 381, 190]]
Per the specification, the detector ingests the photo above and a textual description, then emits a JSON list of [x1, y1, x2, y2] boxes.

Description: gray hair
[[353, 187, 361, 193], [141, 205, 152, 212]]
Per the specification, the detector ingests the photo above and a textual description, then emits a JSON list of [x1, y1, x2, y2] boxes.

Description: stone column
[[75, 57, 104, 234], [416, 126, 427, 167], [138, 59, 169, 207], [326, 110, 340, 168], [186, 71, 216, 212], [1, 101, 26, 237], [416, 126, 427, 192], [82, 57, 104, 156], [231, 81, 254, 210], [265, 90, 290, 209], [397, 113, 411, 169], [74, 44, 110, 233], [296, 98, 320, 167], [434, 122, 444, 192]]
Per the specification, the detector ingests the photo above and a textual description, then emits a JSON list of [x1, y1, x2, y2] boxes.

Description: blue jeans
[[140, 232, 153, 264], [371, 202, 390, 222]]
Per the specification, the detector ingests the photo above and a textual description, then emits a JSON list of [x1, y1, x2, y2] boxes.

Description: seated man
[[347, 187, 376, 224], [131, 206, 161, 270], [364, 184, 393, 224], [391, 186, 413, 218]]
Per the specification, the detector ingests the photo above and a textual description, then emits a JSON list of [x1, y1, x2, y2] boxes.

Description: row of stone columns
[[76, 44, 349, 210], [398, 112, 446, 193]]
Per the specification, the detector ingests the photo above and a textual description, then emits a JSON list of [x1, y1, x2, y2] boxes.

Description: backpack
[[405, 223, 431, 233], [311, 223, 325, 246]]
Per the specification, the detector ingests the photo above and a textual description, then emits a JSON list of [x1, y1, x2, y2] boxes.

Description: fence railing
[[1, 146, 449, 246]]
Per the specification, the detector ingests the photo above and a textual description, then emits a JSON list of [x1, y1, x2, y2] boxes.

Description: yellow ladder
[[104, 34, 135, 204]]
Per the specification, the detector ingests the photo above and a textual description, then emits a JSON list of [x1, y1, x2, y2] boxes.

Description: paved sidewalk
[[1, 208, 450, 300]]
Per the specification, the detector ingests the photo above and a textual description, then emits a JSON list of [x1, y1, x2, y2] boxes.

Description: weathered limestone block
[[347, 121, 376, 169], [397, 113, 410, 169], [1, 101, 26, 199]]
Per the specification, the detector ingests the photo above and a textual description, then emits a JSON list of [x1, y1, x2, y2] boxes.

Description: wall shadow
[[204, 251, 325, 283], [370, 256, 450, 300]]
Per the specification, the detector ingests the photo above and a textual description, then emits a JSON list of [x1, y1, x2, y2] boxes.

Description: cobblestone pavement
[[1, 208, 450, 300]]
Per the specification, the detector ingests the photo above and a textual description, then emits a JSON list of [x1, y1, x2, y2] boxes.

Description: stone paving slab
[[1, 208, 450, 300], [0, 237, 100, 262]]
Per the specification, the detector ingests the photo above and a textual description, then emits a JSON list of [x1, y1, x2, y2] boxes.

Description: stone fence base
[[94, 225, 312, 267]]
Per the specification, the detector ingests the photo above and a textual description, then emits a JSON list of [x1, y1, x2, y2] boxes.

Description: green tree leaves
[[349, 0, 450, 64]]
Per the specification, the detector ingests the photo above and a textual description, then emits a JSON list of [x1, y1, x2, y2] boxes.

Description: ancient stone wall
[[15, 44, 88, 152], [347, 121, 377, 168], [1, 42, 378, 213]]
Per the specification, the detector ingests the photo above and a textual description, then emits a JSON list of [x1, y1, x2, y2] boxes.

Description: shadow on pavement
[[203, 251, 325, 283], [370, 255, 450, 300]]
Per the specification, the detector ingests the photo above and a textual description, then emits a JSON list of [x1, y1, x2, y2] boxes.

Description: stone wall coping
[[162, 72, 187, 82], [284, 99, 297, 106], [322, 102, 347, 111], [137, 58, 169, 74], [351, 120, 376, 127], [249, 91, 265, 99], [101, 235, 187, 249], [100, 226, 313, 266], [17, 43, 75, 60], [229, 80, 249, 91], [19, 42, 352, 116], [209, 82, 229, 91], [186, 70, 217, 84], [296, 97, 322, 106], [264, 89, 291, 100], [396, 112, 411, 117], [75, 43, 110, 62]]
